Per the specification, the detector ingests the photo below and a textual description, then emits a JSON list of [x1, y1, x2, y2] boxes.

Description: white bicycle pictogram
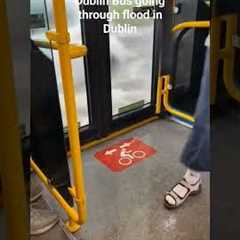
[[118, 148, 146, 166]]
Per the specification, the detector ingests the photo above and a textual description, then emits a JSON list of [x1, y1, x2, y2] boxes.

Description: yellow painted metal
[[161, 75, 195, 123], [155, 76, 163, 114], [33, 40, 58, 50], [69, 44, 87, 59], [31, 159, 79, 223], [30, 5, 211, 234], [65, 220, 81, 233], [48, 0, 87, 226], [31, 0, 87, 232], [33, 115, 158, 228], [172, 21, 210, 32], [161, 21, 209, 121], [33, 40, 87, 59]]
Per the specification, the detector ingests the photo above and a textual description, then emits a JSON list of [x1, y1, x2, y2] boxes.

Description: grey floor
[[31, 119, 210, 240]]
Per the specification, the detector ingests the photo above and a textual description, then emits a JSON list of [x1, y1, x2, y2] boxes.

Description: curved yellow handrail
[[159, 75, 195, 123], [172, 21, 210, 32], [158, 20, 210, 121], [31, 0, 87, 233]]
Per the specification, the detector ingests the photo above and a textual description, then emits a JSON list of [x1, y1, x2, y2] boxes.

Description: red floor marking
[[95, 138, 156, 172]]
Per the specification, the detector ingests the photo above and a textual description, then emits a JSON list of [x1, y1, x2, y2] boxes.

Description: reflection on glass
[[30, 0, 89, 126], [109, 3, 154, 116]]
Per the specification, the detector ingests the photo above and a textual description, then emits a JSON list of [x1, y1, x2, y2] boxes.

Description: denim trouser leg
[[181, 47, 210, 172]]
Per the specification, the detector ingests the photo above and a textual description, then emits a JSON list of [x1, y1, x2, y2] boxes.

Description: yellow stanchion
[[31, 0, 87, 233], [155, 76, 163, 114]]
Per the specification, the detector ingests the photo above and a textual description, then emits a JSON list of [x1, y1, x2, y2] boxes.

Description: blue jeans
[[181, 47, 210, 172]]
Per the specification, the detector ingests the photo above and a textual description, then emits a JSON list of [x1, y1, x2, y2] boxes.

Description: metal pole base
[[65, 220, 80, 233]]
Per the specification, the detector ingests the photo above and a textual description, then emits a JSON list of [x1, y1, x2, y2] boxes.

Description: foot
[[30, 208, 59, 235], [164, 170, 202, 209]]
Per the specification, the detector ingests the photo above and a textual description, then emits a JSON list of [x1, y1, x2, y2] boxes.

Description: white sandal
[[164, 178, 202, 209]]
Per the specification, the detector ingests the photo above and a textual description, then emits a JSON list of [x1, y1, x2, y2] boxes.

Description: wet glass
[[109, 2, 154, 116], [30, 0, 89, 127]]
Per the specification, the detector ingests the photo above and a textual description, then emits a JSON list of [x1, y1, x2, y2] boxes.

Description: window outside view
[[31, 0, 154, 125]]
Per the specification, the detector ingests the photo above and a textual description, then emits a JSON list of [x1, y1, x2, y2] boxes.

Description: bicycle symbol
[[118, 148, 146, 166]]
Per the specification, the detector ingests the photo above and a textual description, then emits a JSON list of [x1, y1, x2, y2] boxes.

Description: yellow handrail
[[31, 160, 79, 222], [172, 21, 210, 32], [155, 76, 163, 114], [158, 75, 195, 123], [156, 20, 210, 121], [31, 0, 87, 233]]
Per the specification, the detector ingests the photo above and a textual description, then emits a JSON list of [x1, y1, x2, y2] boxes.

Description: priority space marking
[[94, 138, 156, 172]]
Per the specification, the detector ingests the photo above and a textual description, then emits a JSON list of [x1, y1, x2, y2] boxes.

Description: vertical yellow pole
[[46, 0, 87, 231], [155, 77, 163, 114]]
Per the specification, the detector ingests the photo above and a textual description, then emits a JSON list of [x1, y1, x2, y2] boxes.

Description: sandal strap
[[165, 191, 179, 206], [183, 177, 201, 187], [179, 179, 192, 190], [165, 178, 201, 207], [171, 180, 191, 200]]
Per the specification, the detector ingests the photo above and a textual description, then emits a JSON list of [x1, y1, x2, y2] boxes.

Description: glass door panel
[[109, 3, 154, 116], [30, 0, 89, 127]]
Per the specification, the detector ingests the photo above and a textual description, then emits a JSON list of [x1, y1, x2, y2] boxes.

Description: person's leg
[[181, 47, 210, 171], [164, 47, 210, 208]]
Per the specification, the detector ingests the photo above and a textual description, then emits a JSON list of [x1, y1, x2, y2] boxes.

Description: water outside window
[[109, 2, 154, 115], [31, 0, 155, 125], [30, 0, 89, 127]]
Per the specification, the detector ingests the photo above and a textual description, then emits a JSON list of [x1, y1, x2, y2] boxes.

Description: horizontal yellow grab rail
[[33, 40, 58, 49], [172, 21, 210, 32], [160, 75, 195, 123], [33, 39, 87, 59]]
